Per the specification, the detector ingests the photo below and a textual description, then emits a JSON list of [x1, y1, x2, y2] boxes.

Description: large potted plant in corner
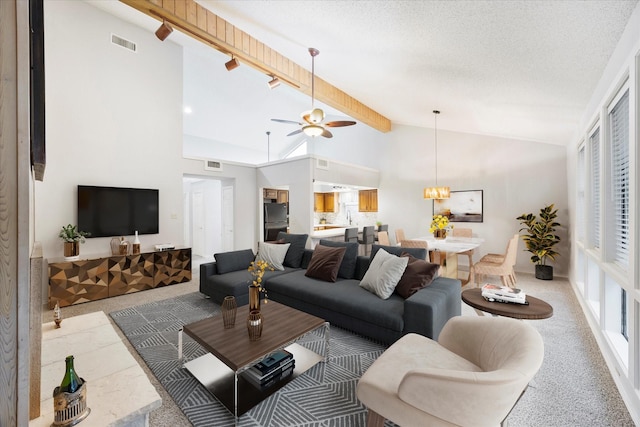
[[516, 204, 561, 280], [59, 224, 90, 261]]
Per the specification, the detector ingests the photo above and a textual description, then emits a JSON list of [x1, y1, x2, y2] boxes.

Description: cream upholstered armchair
[[357, 316, 544, 427]]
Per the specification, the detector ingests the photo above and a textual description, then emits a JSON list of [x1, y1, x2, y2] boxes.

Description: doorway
[[183, 175, 235, 269]]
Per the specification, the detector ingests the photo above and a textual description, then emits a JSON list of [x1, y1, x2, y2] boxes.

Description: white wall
[[37, 0, 183, 259], [376, 124, 569, 276]]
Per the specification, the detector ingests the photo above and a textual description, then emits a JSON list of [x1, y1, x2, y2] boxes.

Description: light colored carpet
[[46, 271, 635, 426]]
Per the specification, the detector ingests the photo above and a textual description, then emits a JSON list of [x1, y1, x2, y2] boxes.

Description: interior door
[[192, 191, 205, 257], [222, 186, 234, 251]]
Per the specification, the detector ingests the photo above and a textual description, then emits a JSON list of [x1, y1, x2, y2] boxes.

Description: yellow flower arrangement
[[429, 214, 454, 233], [248, 259, 274, 303]]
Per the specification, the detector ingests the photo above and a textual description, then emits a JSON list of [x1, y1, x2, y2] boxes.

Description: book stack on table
[[242, 350, 295, 391]]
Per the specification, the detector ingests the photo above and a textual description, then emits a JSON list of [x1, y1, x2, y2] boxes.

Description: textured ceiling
[[93, 0, 637, 155], [202, 0, 637, 145]]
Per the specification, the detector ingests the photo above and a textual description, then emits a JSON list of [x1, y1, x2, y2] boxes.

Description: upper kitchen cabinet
[[264, 188, 278, 199], [358, 189, 378, 212], [314, 192, 336, 212], [277, 190, 289, 204]]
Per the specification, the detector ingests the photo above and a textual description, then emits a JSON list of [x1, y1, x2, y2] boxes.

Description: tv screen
[[77, 185, 159, 238]]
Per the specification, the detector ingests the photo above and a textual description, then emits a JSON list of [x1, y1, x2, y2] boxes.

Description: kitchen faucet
[[347, 210, 352, 225]]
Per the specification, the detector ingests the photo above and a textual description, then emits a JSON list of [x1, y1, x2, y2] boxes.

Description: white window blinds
[[589, 128, 600, 249], [577, 144, 586, 242], [609, 89, 630, 269]]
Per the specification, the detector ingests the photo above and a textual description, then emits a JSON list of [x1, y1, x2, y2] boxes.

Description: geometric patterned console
[[49, 248, 191, 308]]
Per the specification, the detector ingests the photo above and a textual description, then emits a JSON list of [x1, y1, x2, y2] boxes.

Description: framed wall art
[[433, 190, 483, 222]]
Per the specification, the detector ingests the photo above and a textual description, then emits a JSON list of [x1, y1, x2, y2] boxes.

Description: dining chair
[[394, 229, 406, 245], [471, 235, 519, 287], [358, 226, 375, 256], [400, 239, 429, 260], [344, 227, 358, 243], [452, 227, 474, 285], [479, 233, 519, 285], [377, 231, 391, 246]]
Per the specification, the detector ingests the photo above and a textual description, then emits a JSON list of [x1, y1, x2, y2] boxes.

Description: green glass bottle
[[59, 355, 83, 393]]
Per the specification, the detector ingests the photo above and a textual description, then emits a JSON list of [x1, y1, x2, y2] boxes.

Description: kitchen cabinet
[[277, 190, 289, 204], [314, 192, 336, 212], [358, 189, 378, 212], [264, 188, 278, 199]]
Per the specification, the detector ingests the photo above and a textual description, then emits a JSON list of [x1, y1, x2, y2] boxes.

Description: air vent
[[316, 158, 330, 170], [204, 159, 223, 172], [111, 34, 137, 52]]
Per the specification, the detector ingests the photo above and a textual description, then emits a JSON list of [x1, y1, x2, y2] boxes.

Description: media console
[[48, 247, 191, 309]]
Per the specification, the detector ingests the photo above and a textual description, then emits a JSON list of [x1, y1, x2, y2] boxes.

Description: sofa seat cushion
[[206, 267, 296, 303], [266, 270, 405, 332]]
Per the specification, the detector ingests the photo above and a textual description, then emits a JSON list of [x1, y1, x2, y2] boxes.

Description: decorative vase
[[53, 302, 62, 328], [249, 285, 261, 312], [247, 310, 263, 341], [434, 229, 447, 240], [132, 230, 141, 255], [63, 242, 79, 261], [221, 296, 237, 329]]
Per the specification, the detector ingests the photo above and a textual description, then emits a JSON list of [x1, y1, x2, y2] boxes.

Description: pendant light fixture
[[423, 110, 450, 199], [266, 131, 271, 162]]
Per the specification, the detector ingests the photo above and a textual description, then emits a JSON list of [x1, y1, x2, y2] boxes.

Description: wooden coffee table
[[178, 301, 329, 418], [461, 288, 553, 319]]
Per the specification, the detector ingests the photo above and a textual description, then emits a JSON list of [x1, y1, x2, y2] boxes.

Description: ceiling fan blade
[[272, 118, 303, 125], [325, 120, 357, 128], [287, 129, 303, 137], [322, 128, 333, 138]]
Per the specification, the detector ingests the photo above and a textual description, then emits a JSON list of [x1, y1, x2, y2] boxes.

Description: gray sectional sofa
[[199, 233, 461, 344]]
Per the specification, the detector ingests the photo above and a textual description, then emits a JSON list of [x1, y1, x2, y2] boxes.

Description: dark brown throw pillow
[[305, 244, 347, 282], [395, 252, 440, 298]]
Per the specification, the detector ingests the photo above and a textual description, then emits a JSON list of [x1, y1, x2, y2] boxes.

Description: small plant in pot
[[59, 224, 90, 260], [516, 204, 561, 280]]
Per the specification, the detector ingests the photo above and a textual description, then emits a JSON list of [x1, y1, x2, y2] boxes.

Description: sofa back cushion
[[214, 249, 255, 274], [256, 241, 291, 271], [276, 232, 309, 268], [318, 240, 359, 279], [360, 248, 409, 299], [371, 244, 427, 261], [305, 244, 347, 282]]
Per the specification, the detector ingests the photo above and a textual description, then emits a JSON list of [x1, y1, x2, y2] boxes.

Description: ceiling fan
[[271, 48, 356, 138]]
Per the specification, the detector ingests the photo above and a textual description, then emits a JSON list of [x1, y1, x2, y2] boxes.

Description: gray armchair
[[357, 316, 544, 426]]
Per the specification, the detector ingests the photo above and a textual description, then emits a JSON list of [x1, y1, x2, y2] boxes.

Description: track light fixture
[[267, 76, 281, 89], [225, 56, 239, 71], [155, 20, 173, 41]]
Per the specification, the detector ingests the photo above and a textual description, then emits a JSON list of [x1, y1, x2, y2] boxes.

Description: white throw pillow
[[360, 248, 409, 299], [255, 242, 291, 271]]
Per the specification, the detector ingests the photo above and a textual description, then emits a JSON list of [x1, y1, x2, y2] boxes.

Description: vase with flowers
[[429, 215, 453, 239], [247, 259, 274, 312]]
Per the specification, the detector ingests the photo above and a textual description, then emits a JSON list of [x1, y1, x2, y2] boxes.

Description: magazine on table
[[481, 283, 527, 304]]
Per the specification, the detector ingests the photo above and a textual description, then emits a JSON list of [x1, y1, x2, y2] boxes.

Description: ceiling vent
[[111, 34, 137, 52], [316, 158, 330, 170], [204, 159, 223, 172]]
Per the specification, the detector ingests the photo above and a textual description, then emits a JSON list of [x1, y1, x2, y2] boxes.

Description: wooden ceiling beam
[[119, 0, 391, 133]]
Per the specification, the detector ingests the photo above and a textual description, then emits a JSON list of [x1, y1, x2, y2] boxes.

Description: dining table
[[414, 236, 484, 283]]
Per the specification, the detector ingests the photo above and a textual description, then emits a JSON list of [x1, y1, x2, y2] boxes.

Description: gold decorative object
[[434, 229, 447, 240], [247, 260, 273, 312], [118, 237, 130, 255], [221, 296, 237, 329], [52, 381, 90, 426], [53, 302, 62, 328], [110, 237, 121, 256], [247, 310, 263, 341]]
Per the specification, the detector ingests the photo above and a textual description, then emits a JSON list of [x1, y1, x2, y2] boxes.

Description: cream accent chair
[[377, 230, 391, 246], [394, 228, 406, 245], [357, 316, 544, 427], [472, 234, 519, 287]]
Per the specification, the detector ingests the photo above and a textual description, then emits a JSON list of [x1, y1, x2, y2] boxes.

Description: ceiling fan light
[[267, 76, 280, 89], [310, 108, 324, 123], [423, 186, 450, 199], [303, 124, 324, 137]]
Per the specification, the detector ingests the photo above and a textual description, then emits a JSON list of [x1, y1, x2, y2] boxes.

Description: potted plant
[[59, 224, 90, 260], [429, 214, 453, 239], [516, 204, 561, 280]]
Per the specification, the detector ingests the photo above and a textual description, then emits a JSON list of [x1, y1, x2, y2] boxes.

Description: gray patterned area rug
[[110, 293, 390, 426]]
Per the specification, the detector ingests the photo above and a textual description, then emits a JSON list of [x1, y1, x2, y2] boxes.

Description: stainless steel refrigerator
[[264, 203, 288, 241]]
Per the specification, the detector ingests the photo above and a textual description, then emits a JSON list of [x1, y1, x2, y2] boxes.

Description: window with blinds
[[589, 127, 600, 249], [609, 89, 630, 269], [577, 144, 586, 242]]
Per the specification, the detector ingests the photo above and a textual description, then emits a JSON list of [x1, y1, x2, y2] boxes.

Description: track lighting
[[225, 56, 239, 71], [267, 76, 281, 89], [155, 20, 173, 41]]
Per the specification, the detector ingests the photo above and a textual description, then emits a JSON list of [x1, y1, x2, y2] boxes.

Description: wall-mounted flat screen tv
[[78, 185, 159, 238]]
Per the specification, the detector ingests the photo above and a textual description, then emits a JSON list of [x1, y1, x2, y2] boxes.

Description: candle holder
[[247, 310, 263, 341], [221, 296, 237, 329]]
